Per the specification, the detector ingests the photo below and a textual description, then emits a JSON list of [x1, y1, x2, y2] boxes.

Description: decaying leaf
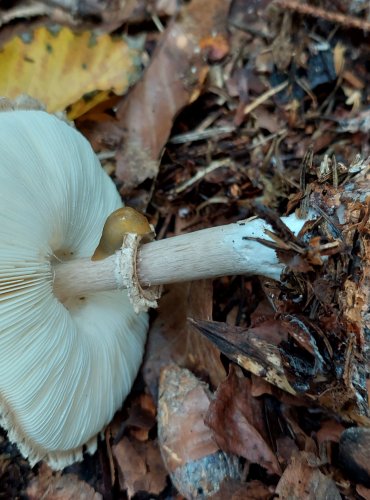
[[158, 365, 219, 470], [316, 419, 344, 446], [339, 427, 370, 487], [275, 452, 341, 499], [115, 0, 232, 188], [211, 479, 273, 500], [157, 365, 241, 499], [143, 281, 226, 400], [191, 317, 297, 396], [108, 393, 157, 446], [0, 26, 142, 117], [228, 0, 272, 33], [357, 484, 370, 500], [27, 463, 102, 500], [192, 158, 370, 427], [112, 437, 167, 499], [205, 367, 281, 475]]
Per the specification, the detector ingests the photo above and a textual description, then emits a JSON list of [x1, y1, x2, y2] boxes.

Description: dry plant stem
[[243, 80, 288, 116], [53, 214, 307, 301], [275, 0, 370, 32]]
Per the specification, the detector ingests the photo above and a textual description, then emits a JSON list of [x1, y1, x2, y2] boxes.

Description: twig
[[0, 2, 51, 26], [243, 80, 289, 117], [275, 0, 370, 32], [169, 158, 234, 195], [169, 125, 236, 144]]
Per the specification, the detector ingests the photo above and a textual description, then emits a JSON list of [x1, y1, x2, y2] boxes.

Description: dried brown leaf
[[143, 281, 226, 400], [205, 367, 281, 475], [113, 437, 167, 498], [199, 34, 230, 62], [228, 0, 272, 34], [27, 463, 102, 500], [210, 479, 273, 500], [275, 452, 341, 499], [158, 366, 241, 498], [191, 317, 296, 396], [158, 365, 219, 471], [115, 0, 232, 187], [115, 0, 179, 24], [357, 484, 370, 500], [316, 419, 345, 446], [275, 436, 299, 466], [339, 427, 370, 487], [253, 106, 281, 133]]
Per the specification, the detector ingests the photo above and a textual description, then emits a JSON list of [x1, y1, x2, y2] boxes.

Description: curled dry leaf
[[205, 366, 281, 475], [115, 0, 232, 188], [0, 26, 142, 117], [158, 365, 241, 498], [275, 452, 341, 500], [191, 317, 297, 397]]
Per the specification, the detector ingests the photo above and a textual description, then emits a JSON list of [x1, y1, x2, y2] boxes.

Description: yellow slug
[[92, 207, 152, 261]]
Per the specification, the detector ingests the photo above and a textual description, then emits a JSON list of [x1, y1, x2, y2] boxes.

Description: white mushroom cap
[[0, 110, 148, 469]]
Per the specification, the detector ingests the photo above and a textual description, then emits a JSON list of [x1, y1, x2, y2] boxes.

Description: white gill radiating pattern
[[0, 110, 148, 469]]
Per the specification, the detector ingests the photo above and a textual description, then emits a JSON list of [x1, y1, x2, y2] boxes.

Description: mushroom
[[0, 109, 148, 469], [1, 107, 369, 469]]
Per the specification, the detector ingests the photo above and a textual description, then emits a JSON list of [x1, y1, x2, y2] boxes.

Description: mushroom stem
[[52, 213, 307, 301]]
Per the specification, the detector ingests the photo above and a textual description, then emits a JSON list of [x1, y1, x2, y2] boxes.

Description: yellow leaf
[[0, 26, 143, 117], [68, 90, 112, 119]]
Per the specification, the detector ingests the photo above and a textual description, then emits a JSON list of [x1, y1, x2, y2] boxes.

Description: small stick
[[275, 0, 370, 32], [243, 80, 289, 117]]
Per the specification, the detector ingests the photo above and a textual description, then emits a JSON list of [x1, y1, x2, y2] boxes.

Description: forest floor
[[1, 0, 370, 498]]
